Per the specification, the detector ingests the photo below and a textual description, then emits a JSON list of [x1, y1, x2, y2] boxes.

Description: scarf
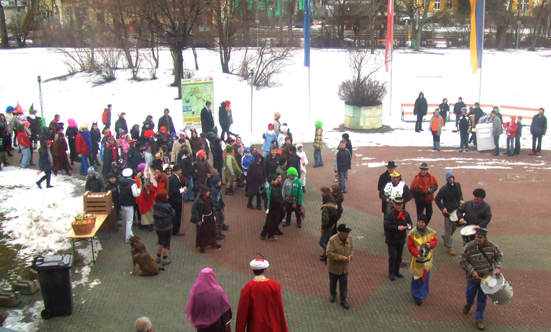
[[396, 210, 405, 221]]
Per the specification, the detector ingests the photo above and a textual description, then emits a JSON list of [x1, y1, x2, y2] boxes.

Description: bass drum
[[460, 225, 477, 245], [480, 274, 513, 305]]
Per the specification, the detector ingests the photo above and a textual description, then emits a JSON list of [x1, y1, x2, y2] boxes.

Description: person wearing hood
[[27, 108, 42, 151], [261, 123, 278, 157], [117, 134, 132, 163], [36, 140, 54, 189], [120, 167, 142, 242], [186, 268, 232, 331], [435, 171, 464, 256], [85, 166, 104, 192], [319, 193, 339, 261], [66, 118, 79, 165], [90, 122, 102, 167], [282, 167, 303, 228], [158, 108, 176, 135], [193, 150, 212, 189], [52, 131, 72, 176], [191, 184, 221, 253], [211, 175, 230, 240], [429, 109, 445, 151], [200, 101, 215, 134], [414, 92, 428, 132], [407, 214, 438, 306], [16, 124, 31, 168], [503, 116, 518, 156], [530, 107, 547, 156], [313, 120, 324, 167], [114, 112, 128, 139], [76, 124, 92, 176], [241, 147, 255, 192], [223, 144, 242, 195], [247, 152, 267, 210]]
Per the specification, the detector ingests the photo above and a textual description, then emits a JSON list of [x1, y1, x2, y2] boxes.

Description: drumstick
[[477, 275, 492, 285]]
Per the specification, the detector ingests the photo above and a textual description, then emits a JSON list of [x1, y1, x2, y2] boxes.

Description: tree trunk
[[219, 43, 230, 73], [496, 25, 506, 50], [192, 46, 199, 70], [0, 3, 8, 48], [414, 25, 422, 51], [170, 45, 183, 99]]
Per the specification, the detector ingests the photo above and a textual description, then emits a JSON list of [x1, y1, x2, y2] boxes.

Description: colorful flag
[[470, 0, 485, 74], [385, 0, 394, 72], [303, 0, 311, 67]]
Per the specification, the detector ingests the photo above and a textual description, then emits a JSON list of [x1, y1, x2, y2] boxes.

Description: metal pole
[[308, 66, 311, 122], [478, 0, 486, 104], [37, 76, 44, 118], [250, 69, 254, 132]]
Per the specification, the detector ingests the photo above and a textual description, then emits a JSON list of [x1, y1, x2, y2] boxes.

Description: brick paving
[[4, 144, 551, 331]]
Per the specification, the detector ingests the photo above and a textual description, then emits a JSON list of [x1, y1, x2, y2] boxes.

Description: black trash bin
[[32, 254, 73, 319]]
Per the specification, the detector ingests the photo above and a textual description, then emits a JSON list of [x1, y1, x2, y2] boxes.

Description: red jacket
[[410, 173, 438, 203], [504, 121, 518, 139], [17, 131, 30, 148], [76, 132, 90, 156]]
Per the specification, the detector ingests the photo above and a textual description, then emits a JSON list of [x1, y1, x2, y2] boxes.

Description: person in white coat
[[119, 168, 142, 242], [296, 142, 308, 192]]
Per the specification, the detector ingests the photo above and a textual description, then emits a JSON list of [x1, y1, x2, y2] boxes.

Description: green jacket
[[321, 203, 338, 230], [223, 154, 243, 181], [491, 116, 503, 136], [326, 233, 354, 275], [282, 176, 303, 205]]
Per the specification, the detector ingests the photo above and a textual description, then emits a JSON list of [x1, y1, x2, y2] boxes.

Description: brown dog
[[129, 236, 164, 276]]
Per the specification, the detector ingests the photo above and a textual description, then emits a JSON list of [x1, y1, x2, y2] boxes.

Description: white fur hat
[[249, 259, 269, 270]]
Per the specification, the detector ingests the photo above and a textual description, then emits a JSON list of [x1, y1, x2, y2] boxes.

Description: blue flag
[[303, 0, 310, 67]]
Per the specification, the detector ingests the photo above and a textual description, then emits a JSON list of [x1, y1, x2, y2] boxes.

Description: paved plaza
[[5, 144, 551, 331]]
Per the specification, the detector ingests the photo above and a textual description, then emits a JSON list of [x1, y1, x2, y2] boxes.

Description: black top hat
[[419, 162, 429, 170], [386, 161, 397, 168]]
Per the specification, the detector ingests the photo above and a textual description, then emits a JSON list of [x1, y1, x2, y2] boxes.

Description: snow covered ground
[[0, 47, 549, 151]]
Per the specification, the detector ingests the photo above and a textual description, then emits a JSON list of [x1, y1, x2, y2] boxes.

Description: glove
[[179, 187, 186, 194], [265, 209, 269, 214]]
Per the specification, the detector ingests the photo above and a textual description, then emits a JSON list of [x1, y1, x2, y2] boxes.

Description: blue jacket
[[262, 131, 278, 152], [241, 154, 255, 171]]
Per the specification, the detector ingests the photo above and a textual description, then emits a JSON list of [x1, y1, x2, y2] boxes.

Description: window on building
[[518, 0, 529, 12], [447, 0, 453, 10], [434, 0, 441, 10]]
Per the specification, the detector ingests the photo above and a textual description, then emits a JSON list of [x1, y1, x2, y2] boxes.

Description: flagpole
[[478, 0, 486, 103], [308, 65, 311, 122], [389, 61, 393, 116]]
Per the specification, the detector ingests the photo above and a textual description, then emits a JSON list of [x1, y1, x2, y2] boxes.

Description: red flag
[[385, 0, 394, 72]]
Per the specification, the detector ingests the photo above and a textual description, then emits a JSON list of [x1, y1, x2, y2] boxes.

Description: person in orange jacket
[[410, 162, 438, 225]]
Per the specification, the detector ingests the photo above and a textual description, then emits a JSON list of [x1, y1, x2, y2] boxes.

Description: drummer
[[459, 228, 504, 331], [435, 171, 465, 256], [456, 188, 492, 229]]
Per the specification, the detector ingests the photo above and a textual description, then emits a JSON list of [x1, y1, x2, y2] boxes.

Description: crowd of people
[[413, 94, 547, 156], [0, 100, 518, 332]]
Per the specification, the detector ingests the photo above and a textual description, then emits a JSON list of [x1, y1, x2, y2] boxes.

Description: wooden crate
[[83, 191, 113, 215]]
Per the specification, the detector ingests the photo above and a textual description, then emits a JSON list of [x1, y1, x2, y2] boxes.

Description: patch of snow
[[367, 162, 388, 168], [2, 300, 44, 332], [361, 157, 374, 160], [445, 166, 512, 170]]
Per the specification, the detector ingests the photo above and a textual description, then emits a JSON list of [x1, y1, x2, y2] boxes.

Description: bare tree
[[396, 0, 450, 51], [7, 0, 41, 47], [529, 0, 551, 50], [210, 0, 252, 73], [137, 0, 209, 98], [0, 2, 8, 48], [323, 0, 350, 44], [338, 49, 387, 106], [486, 0, 514, 50], [239, 45, 296, 88]]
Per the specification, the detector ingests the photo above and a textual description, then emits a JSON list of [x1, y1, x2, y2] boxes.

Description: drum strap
[[478, 247, 494, 270]]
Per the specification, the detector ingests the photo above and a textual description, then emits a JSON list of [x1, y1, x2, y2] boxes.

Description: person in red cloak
[[235, 259, 288, 332], [186, 268, 232, 332], [136, 164, 158, 232]]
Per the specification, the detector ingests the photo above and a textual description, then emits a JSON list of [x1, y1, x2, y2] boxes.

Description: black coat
[[91, 129, 101, 153], [211, 140, 223, 170], [105, 181, 120, 207], [384, 208, 412, 246], [141, 119, 154, 137], [65, 127, 78, 141], [114, 118, 128, 138], [287, 154, 302, 178], [265, 153, 281, 176], [469, 107, 485, 124], [38, 147, 52, 172], [335, 148, 351, 172], [454, 101, 466, 116], [377, 171, 392, 192], [168, 174, 184, 206], [85, 176, 105, 193], [457, 200, 492, 228], [218, 103, 229, 128], [126, 147, 137, 171], [414, 97, 428, 116], [530, 114, 547, 136], [118, 176, 136, 207], [458, 115, 472, 133], [267, 183, 285, 222], [130, 126, 140, 141], [439, 102, 450, 118], [158, 115, 176, 134], [247, 160, 266, 196], [27, 116, 42, 137], [179, 157, 194, 179], [201, 107, 215, 134], [435, 182, 463, 215]]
